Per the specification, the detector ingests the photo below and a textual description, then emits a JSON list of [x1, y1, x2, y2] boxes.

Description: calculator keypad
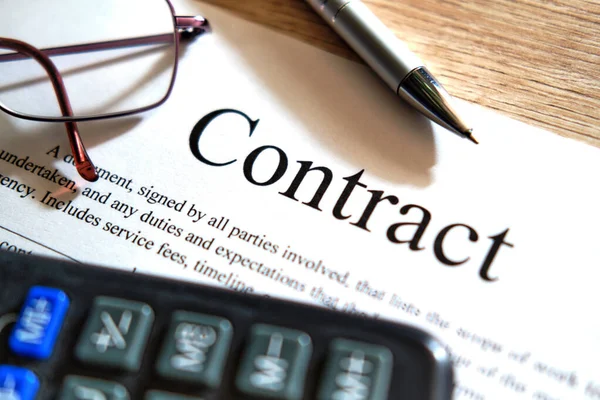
[[0, 252, 454, 399]]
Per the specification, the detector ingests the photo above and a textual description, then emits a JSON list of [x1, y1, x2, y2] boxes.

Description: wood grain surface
[[201, 0, 600, 147]]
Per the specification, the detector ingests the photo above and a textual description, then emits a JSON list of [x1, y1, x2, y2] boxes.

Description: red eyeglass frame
[[0, 0, 210, 182]]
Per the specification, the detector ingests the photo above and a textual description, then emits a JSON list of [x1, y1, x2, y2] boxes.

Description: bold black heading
[[189, 109, 513, 282]]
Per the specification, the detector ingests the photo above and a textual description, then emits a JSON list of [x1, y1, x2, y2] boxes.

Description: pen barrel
[[307, 0, 422, 91]]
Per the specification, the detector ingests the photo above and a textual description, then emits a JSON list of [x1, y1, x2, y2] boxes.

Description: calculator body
[[0, 251, 453, 399]]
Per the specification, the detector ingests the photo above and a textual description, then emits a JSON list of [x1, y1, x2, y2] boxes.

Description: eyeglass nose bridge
[[175, 16, 211, 37]]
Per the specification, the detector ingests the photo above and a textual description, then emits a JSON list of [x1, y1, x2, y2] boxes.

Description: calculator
[[0, 251, 453, 399]]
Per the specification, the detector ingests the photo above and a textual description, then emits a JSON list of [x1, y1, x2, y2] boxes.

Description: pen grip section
[[310, 0, 422, 89]]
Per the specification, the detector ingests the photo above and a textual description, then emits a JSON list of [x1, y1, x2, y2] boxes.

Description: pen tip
[[464, 129, 479, 145]]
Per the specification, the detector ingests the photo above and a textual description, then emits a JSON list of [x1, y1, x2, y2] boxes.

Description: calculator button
[[155, 311, 233, 388], [9, 286, 70, 359], [235, 324, 312, 400], [74, 296, 154, 371], [58, 376, 129, 400], [317, 338, 393, 400], [145, 390, 203, 400], [0, 365, 40, 400]]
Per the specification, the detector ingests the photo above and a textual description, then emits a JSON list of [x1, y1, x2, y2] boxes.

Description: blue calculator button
[[9, 286, 70, 359], [0, 366, 40, 400]]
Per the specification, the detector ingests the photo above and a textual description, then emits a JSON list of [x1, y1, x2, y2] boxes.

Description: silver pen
[[307, 0, 478, 144]]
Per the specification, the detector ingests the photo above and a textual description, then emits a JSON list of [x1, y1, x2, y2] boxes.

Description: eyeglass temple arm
[[0, 16, 209, 62], [0, 37, 98, 182], [176, 16, 211, 36]]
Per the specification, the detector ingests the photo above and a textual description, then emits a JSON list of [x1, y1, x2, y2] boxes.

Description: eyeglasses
[[0, 0, 210, 182]]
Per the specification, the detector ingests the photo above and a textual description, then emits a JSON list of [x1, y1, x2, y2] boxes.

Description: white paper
[[0, 1, 599, 399]]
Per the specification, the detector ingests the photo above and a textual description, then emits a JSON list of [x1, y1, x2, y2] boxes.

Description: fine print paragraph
[[0, 145, 597, 400]]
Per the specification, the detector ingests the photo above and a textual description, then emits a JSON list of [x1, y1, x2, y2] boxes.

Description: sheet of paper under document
[[0, 1, 598, 398]]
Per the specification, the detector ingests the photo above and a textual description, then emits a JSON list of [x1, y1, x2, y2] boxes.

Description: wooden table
[[202, 0, 600, 147]]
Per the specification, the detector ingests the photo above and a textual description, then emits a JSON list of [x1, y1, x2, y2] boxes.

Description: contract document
[[0, 1, 599, 399]]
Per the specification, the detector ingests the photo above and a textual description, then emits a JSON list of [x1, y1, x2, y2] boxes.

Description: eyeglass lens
[[0, 0, 177, 119]]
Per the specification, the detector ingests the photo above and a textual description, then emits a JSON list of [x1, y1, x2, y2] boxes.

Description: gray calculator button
[[236, 324, 312, 400], [155, 311, 233, 388], [317, 338, 393, 400], [145, 390, 203, 400], [75, 297, 154, 371], [58, 376, 129, 400]]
